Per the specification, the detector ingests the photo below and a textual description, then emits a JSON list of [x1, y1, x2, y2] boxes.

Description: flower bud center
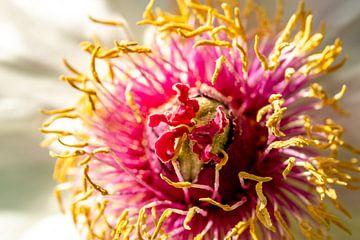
[[147, 84, 230, 181], [178, 96, 230, 181]]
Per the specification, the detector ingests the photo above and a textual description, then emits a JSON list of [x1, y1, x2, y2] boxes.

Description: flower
[[41, 0, 360, 239]]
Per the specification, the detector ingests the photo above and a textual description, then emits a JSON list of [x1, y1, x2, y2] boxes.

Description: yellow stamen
[[159, 22, 193, 32], [211, 55, 226, 85], [216, 149, 229, 171], [225, 220, 249, 239], [63, 58, 83, 76], [57, 138, 88, 148], [40, 128, 73, 136], [210, 25, 235, 39], [84, 165, 109, 195], [41, 107, 75, 115], [256, 204, 275, 232], [249, 217, 259, 240], [326, 55, 348, 73], [274, 208, 294, 239], [143, 0, 156, 20], [125, 83, 142, 123], [238, 171, 272, 182], [42, 113, 79, 128], [269, 42, 290, 70], [282, 157, 296, 179], [234, 7, 246, 41], [113, 209, 130, 240], [179, 25, 213, 38], [256, 105, 271, 123], [257, 94, 287, 137], [183, 207, 204, 230], [285, 67, 295, 80], [151, 208, 184, 240], [275, 14, 297, 50], [90, 200, 108, 229], [50, 149, 86, 158], [80, 155, 92, 166], [254, 35, 269, 70], [194, 220, 213, 240], [269, 136, 309, 149], [255, 182, 267, 211], [234, 41, 249, 77], [89, 148, 110, 158], [160, 174, 192, 188], [88, 16, 124, 27], [199, 197, 245, 211], [90, 45, 102, 83], [60, 75, 97, 95], [193, 39, 231, 48]]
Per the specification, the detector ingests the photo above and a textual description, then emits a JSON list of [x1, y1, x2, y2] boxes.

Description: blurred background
[[0, 0, 359, 239]]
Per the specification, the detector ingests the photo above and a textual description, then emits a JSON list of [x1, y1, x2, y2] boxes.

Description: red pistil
[[149, 83, 229, 163], [148, 83, 199, 127], [190, 106, 229, 163], [154, 126, 189, 162]]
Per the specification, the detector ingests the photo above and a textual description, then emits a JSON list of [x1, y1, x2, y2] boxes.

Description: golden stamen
[[90, 45, 102, 83], [41, 107, 75, 115], [234, 41, 249, 77], [193, 39, 231, 48], [234, 7, 246, 41], [254, 35, 269, 70], [199, 197, 246, 211], [88, 16, 124, 27], [42, 113, 79, 128], [282, 157, 296, 179], [125, 83, 142, 123], [90, 200, 108, 229], [160, 174, 192, 188], [151, 208, 185, 240], [183, 207, 204, 230], [84, 165, 109, 195], [225, 220, 249, 239], [285, 67, 295, 80], [269, 136, 309, 149], [238, 171, 272, 182], [211, 55, 226, 85], [57, 137, 88, 148], [274, 208, 294, 239]]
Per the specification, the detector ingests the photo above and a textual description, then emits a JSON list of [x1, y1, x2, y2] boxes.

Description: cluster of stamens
[[40, 0, 360, 239]]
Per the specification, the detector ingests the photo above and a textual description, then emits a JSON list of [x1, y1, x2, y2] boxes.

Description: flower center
[[147, 83, 231, 181]]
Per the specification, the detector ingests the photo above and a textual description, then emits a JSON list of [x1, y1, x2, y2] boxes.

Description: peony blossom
[[41, 0, 360, 239]]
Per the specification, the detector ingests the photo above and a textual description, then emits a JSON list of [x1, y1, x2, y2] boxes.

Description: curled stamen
[[274, 207, 294, 239], [160, 174, 192, 188], [88, 15, 124, 27], [211, 55, 226, 85], [199, 197, 247, 211], [282, 157, 296, 179], [84, 165, 109, 196], [254, 35, 269, 70], [239, 171, 272, 182], [125, 83, 142, 123], [57, 137, 88, 148], [41, 107, 75, 115], [225, 220, 249, 239], [194, 39, 231, 48], [183, 207, 207, 230]]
